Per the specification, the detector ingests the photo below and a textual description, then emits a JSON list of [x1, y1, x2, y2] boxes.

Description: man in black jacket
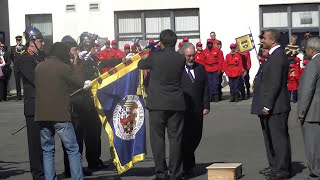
[[138, 29, 185, 180], [18, 26, 46, 180], [259, 29, 291, 180], [179, 42, 210, 178], [251, 47, 275, 176], [10, 35, 24, 100]]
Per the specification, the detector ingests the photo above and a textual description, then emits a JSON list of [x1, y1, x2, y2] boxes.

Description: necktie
[[187, 66, 194, 83]]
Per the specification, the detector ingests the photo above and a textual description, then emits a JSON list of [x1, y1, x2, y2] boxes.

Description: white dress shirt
[[185, 65, 195, 79]]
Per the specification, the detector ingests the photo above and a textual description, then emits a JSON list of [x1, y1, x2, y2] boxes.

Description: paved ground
[[0, 95, 309, 180]]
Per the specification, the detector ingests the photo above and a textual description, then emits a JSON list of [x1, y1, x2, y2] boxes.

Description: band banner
[[235, 34, 255, 53]]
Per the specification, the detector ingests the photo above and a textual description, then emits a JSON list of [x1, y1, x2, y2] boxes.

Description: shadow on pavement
[[291, 161, 307, 178], [193, 162, 213, 177], [0, 160, 29, 179]]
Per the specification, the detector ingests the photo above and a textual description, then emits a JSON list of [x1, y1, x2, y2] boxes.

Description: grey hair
[[291, 35, 297, 39], [307, 37, 320, 53], [178, 42, 195, 55]]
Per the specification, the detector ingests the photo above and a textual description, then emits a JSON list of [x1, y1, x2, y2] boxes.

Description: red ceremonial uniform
[[113, 48, 125, 59], [195, 51, 204, 65], [98, 48, 117, 73], [287, 69, 300, 91], [202, 47, 224, 72], [99, 48, 115, 60], [240, 51, 251, 71], [224, 52, 243, 78]]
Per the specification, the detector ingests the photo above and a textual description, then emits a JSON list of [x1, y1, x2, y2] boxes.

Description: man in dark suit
[[258, 29, 291, 180], [297, 37, 320, 180], [18, 27, 46, 180], [251, 47, 275, 176], [10, 35, 24, 100], [178, 42, 210, 178], [138, 29, 185, 180]]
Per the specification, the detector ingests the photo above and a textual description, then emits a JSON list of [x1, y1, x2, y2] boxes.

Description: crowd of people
[[1, 25, 320, 180], [1, 31, 314, 104]]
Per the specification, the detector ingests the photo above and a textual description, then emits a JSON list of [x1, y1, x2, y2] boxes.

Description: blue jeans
[[40, 122, 83, 180]]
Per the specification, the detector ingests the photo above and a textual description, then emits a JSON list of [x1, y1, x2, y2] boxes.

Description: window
[[25, 14, 53, 52], [260, 3, 320, 46], [115, 9, 200, 50], [262, 5, 288, 28], [89, 3, 99, 11], [66, 4, 76, 12], [292, 4, 319, 28]]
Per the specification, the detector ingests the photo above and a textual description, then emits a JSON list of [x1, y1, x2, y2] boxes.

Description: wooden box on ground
[[206, 163, 243, 180]]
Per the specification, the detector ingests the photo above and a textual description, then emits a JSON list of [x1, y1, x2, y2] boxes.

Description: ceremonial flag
[[90, 54, 146, 174], [235, 34, 255, 53]]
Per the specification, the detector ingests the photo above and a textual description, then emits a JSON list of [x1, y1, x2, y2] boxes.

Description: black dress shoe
[[259, 167, 272, 174], [265, 172, 290, 180], [183, 168, 195, 179], [83, 167, 93, 176], [88, 161, 109, 171]]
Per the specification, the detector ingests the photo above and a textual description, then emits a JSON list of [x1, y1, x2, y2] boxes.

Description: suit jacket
[[34, 57, 83, 122], [181, 63, 210, 113], [251, 63, 265, 115], [138, 47, 185, 111], [259, 47, 291, 114], [298, 54, 320, 122], [10, 45, 24, 71], [18, 50, 46, 116]]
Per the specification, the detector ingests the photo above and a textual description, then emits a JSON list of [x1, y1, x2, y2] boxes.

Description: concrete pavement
[[0, 97, 309, 180]]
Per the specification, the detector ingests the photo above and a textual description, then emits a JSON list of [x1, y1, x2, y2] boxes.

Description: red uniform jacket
[[294, 63, 301, 78], [224, 53, 243, 78], [240, 51, 251, 71], [99, 48, 115, 60], [287, 70, 300, 91], [98, 48, 117, 73], [203, 47, 224, 72], [113, 48, 125, 59], [195, 51, 204, 65]]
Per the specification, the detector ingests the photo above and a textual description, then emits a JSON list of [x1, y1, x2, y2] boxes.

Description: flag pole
[[249, 27, 258, 56]]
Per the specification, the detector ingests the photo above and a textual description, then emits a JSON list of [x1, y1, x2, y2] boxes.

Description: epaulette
[[27, 49, 34, 56]]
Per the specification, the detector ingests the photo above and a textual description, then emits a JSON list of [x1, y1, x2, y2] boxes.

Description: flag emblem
[[113, 95, 144, 140], [241, 40, 249, 48]]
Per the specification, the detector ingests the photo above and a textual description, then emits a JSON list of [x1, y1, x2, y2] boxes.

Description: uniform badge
[[113, 95, 144, 140]]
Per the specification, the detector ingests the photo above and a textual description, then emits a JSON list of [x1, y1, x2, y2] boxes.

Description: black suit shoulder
[[142, 47, 185, 111]]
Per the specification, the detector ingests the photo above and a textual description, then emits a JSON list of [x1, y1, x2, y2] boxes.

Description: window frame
[[114, 8, 200, 43]]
